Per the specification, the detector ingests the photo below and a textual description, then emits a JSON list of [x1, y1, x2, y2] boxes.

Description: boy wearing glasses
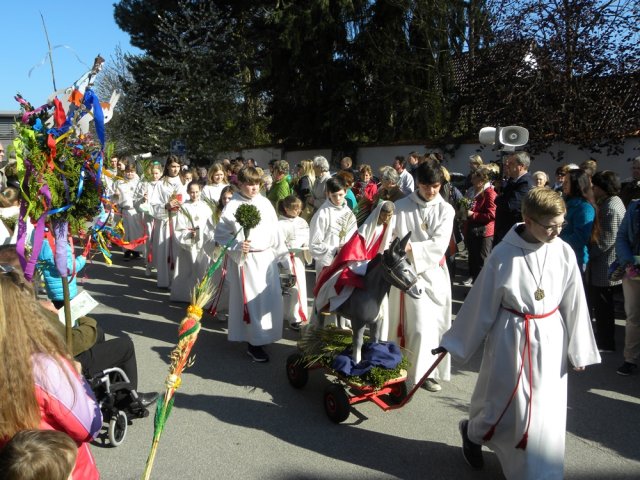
[[437, 187, 600, 479]]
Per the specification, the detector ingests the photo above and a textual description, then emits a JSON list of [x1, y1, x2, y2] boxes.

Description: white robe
[[170, 200, 213, 302], [309, 199, 357, 276], [201, 183, 227, 204], [134, 179, 160, 264], [313, 202, 394, 337], [199, 211, 231, 314], [440, 224, 601, 480], [387, 192, 455, 385], [149, 176, 187, 288], [103, 168, 119, 198], [215, 193, 288, 346], [115, 178, 145, 253], [278, 215, 311, 325]]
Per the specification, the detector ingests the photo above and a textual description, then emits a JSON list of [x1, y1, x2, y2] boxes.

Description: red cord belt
[[482, 305, 559, 450]]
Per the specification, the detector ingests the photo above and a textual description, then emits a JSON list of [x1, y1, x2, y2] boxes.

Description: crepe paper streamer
[[83, 88, 105, 147], [52, 220, 70, 277], [53, 97, 66, 128], [17, 160, 54, 281]]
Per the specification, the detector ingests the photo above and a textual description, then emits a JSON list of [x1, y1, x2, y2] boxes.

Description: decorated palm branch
[[142, 203, 260, 479], [12, 55, 118, 346]]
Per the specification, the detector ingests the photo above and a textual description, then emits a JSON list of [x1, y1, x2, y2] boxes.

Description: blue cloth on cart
[[332, 341, 402, 377]]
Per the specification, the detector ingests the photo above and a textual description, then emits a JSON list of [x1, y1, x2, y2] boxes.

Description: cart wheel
[[324, 384, 350, 423], [108, 410, 128, 447], [384, 382, 408, 406], [286, 353, 308, 389]]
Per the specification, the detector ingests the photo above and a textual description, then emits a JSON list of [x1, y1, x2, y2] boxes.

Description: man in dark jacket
[[493, 151, 534, 246]]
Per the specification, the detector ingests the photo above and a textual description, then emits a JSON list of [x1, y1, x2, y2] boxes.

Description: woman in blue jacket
[[560, 169, 598, 275], [38, 237, 87, 309]]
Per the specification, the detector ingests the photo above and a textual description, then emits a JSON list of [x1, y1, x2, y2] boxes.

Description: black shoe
[[132, 251, 142, 259], [137, 392, 159, 407], [459, 420, 484, 469], [617, 362, 637, 376], [289, 322, 302, 331], [247, 344, 269, 362]]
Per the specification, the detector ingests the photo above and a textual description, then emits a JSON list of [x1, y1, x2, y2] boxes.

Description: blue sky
[[0, 1, 139, 111]]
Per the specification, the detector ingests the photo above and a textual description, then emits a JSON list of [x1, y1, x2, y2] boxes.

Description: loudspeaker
[[499, 126, 529, 149], [478, 125, 529, 151], [479, 127, 497, 145]]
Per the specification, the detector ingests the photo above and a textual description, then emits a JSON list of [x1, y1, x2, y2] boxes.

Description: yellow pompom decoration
[[187, 305, 203, 318], [166, 374, 182, 390]]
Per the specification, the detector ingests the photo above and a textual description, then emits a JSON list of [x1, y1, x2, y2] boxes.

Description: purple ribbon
[[17, 160, 53, 281], [52, 219, 69, 277]]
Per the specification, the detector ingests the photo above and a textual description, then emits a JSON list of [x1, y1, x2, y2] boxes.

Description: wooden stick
[[61, 276, 72, 348], [39, 12, 57, 92]]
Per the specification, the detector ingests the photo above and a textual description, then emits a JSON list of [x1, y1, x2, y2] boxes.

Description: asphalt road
[[82, 252, 640, 480]]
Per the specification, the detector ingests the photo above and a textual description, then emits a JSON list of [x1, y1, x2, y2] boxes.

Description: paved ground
[[81, 251, 640, 480]]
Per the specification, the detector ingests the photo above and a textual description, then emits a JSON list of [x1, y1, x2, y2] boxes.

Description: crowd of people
[[0, 138, 638, 479]]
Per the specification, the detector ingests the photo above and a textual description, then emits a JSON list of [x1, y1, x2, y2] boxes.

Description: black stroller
[[87, 367, 151, 446]]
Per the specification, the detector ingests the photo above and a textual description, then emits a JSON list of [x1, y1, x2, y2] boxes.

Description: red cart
[[285, 350, 447, 423]]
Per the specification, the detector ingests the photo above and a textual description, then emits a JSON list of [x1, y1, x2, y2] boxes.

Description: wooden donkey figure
[[334, 232, 420, 364]]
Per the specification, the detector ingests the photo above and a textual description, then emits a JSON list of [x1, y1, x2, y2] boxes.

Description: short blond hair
[[469, 154, 483, 165], [521, 187, 566, 221]]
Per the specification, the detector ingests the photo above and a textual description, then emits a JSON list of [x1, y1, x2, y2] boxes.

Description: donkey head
[[382, 232, 418, 291]]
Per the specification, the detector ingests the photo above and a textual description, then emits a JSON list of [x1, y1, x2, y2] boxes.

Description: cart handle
[[386, 349, 448, 411]]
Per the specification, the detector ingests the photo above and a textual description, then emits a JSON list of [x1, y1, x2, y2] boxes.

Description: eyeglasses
[[532, 219, 568, 233]]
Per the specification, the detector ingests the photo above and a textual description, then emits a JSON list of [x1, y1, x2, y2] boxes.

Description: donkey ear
[[397, 231, 411, 252]]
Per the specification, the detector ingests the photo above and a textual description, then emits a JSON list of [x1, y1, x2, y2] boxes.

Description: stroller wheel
[[108, 410, 128, 446]]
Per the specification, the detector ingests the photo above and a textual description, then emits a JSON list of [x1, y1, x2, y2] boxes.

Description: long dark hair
[[565, 169, 600, 244], [162, 155, 185, 179]]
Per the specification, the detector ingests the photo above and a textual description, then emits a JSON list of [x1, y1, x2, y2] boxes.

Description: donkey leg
[[371, 314, 382, 344], [353, 326, 365, 364]]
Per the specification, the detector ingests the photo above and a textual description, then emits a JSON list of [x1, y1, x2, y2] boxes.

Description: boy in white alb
[[439, 187, 600, 479], [309, 176, 357, 328], [387, 160, 454, 392], [214, 167, 288, 363]]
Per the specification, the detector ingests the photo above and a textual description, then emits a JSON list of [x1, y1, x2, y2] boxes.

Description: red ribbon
[[240, 265, 251, 324], [46, 134, 57, 171], [53, 97, 66, 128], [289, 253, 307, 323], [483, 305, 559, 450], [146, 219, 155, 264], [167, 215, 175, 271]]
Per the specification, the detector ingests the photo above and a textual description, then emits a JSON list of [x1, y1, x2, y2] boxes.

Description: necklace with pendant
[[521, 246, 548, 301]]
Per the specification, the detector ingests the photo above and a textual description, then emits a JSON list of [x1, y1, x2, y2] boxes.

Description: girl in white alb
[[114, 162, 145, 258], [201, 163, 229, 205], [134, 163, 163, 274], [149, 157, 187, 288], [277, 195, 311, 329], [171, 181, 214, 302]]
